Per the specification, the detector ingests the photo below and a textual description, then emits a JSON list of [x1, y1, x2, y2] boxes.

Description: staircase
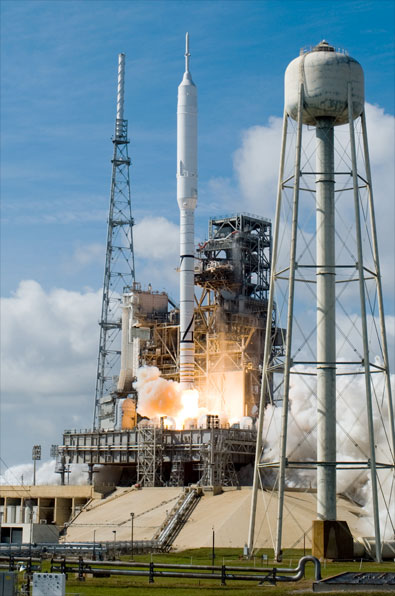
[[152, 487, 202, 551]]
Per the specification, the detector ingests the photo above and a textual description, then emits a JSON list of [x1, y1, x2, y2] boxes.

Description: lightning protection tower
[[93, 53, 136, 428], [248, 41, 394, 562]]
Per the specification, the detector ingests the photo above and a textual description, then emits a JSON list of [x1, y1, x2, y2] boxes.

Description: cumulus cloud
[[134, 216, 179, 261], [1, 280, 101, 394], [0, 281, 101, 465], [233, 116, 283, 217], [208, 103, 394, 311], [71, 242, 104, 268], [133, 216, 179, 295]]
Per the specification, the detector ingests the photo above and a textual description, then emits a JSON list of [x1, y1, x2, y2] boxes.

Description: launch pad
[[55, 211, 277, 487], [57, 426, 256, 487]]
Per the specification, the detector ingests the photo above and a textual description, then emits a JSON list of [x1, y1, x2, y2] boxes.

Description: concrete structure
[[0, 523, 59, 545], [248, 41, 394, 562], [62, 485, 368, 551], [177, 33, 198, 389], [0, 486, 96, 527]]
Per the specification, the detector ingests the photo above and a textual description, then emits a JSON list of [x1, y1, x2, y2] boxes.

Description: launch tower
[[93, 54, 136, 429]]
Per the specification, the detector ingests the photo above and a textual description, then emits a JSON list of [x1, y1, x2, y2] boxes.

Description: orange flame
[[175, 388, 200, 428]]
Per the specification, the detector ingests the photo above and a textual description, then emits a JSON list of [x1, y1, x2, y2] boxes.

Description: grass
[[17, 548, 394, 595]]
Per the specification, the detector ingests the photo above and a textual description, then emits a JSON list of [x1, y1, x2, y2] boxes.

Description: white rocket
[[177, 33, 198, 389]]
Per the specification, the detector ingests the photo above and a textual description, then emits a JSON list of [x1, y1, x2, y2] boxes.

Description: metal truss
[[137, 427, 163, 486], [93, 116, 135, 427]]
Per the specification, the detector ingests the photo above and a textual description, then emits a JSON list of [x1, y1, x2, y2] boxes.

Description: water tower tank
[[285, 41, 364, 125]]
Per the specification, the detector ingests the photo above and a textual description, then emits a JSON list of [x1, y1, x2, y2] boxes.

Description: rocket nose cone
[[180, 71, 196, 86]]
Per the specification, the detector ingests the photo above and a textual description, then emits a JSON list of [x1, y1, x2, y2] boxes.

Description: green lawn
[[18, 548, 394, 596]]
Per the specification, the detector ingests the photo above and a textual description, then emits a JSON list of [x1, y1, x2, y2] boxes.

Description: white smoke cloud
[[0, 460, 117, 487], [261, 368, 395, 538], [134, 366, 181, 419], [0, 460, 88, 486]]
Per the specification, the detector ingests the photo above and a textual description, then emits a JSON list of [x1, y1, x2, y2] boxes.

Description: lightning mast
[[93, 53, 135, 428]]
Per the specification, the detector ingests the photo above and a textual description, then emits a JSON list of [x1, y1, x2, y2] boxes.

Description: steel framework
[[93, 54, 135, 427], [58, 427, 257, 487], [248, 88, 394, 562]]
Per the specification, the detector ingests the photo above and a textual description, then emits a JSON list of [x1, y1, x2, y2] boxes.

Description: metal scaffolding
[[137, 427, 163, 487]]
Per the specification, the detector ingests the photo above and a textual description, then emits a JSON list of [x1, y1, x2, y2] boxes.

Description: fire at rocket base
[[177, 33, 198, 390]]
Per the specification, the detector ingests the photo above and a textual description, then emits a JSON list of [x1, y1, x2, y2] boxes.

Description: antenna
[[185, 32, 190, 72], [116, 53, 126, 139]]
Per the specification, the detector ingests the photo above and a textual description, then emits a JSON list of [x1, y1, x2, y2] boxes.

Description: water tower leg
[[275, 82, 304, 562], [348, 90, 382, 562], [360, 111, 395, 460], [247, 109, 288, 556]]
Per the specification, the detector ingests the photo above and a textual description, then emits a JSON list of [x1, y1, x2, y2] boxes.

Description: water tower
[[248, 42, 394, 562]]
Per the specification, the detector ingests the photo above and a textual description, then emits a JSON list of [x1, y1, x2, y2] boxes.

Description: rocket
[[177, 33, 197, 389]]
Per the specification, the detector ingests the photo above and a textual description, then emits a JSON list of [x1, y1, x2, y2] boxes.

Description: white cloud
[[208, 103, 394, 307], [0, 281, 101, 465], [133, 216, 179, 296], [134, 216, 179, 261], [233, 116, 283, 217], [71, 243, 104, 267]]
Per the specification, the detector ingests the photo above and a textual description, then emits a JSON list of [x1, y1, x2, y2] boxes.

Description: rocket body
[[177, 34, 197, 389]]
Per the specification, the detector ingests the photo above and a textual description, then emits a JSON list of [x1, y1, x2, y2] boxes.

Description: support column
[[88, 464, 94, 486], [315, 117, 337, 521]]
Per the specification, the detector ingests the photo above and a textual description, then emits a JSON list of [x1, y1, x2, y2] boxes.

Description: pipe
[[51, 555, 321, 582]]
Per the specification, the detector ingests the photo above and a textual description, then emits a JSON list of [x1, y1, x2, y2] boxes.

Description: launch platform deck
[[58, 426, 257, 487]]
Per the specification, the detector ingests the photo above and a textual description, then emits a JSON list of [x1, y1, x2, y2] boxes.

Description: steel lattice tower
[[93, 53, 135, 428]]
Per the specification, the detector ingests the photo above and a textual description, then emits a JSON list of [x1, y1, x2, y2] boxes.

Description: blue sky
[[2, 0, 394, 294], [1, 0, 394, 470]]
